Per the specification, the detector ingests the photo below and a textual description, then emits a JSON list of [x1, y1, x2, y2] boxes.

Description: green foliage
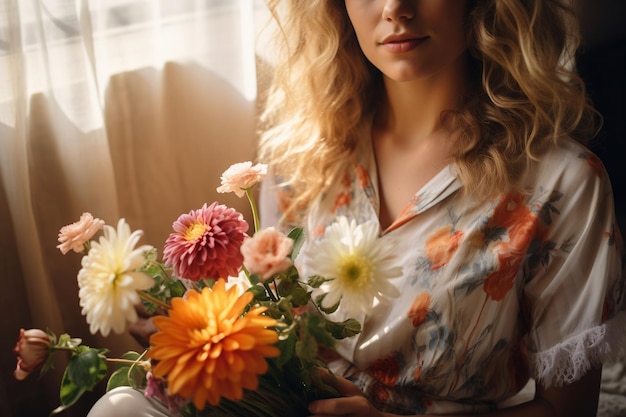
[[106, 351, 148, 391], [50, 347, 108, 416], [140, 249, 185, 314], [325, 317, 362, 340], [66, 348, 108, 389], [287, 227, 305, 260], [51, 370, 85, 416], [43, 189, 368, 417], [315, 293, 340, 314], [276, 278, 309, 307], [307, 275, 334, 289]]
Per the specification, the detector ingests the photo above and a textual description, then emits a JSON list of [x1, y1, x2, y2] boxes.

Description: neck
[[375, 55, 473, 144]]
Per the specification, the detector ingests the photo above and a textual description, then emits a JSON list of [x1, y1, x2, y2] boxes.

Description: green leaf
[[55, 333, 82, 349], [315, 293, 340, 314], [289, 285, 311, 307], [276, 278, 296, 295], [67, 348, 107, 390], [106, 366, 146, 391], [305, 314, 336, 347], [282, 264, 300, 282], [247, 284, 270, 301], [140, 255, 185, 313], [325, 318, 362, 340], [295, 337, 318, 364], [277, 280, 310, 307], [106, 351, 148, 391], [196, 278, 216, 290], [296, 315, 320, 363], [40, 353, 56, 377], [247, 273, 261, 286], [307, 275, 333, 289], [106, 368, 133, 391], [273, 333, 296, 367], [295, 313, 338, 364], [274, 296, 300, 320], [142, 247, 159, 264], [57, 367, 86, 409], [114, 351, 142, 369], [287, 227, 305, 259]]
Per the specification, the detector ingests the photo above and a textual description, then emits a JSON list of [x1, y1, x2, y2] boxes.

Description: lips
[[380, 34, 428, 53]]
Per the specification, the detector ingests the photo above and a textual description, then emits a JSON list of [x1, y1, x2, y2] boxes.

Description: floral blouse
[[260, 137, 625, 415]]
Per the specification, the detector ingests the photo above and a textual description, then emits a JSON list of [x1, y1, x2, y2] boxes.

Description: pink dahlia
[[163, 202, 249, 281]]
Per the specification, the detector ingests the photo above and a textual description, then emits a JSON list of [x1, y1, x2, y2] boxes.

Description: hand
[[307, 370, 387, 417], [128, 303, 158, 348]]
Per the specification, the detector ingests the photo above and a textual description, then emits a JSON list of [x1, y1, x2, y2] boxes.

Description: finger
[[317, 369, 364, 398], [128, 316, 157, 348], [134, 302, 151, 318], [135, 302, 166, 318], [309, 395, 376, 416]]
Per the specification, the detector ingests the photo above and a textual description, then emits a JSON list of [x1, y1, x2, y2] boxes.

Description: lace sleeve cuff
[[529, 311, 626, 388]]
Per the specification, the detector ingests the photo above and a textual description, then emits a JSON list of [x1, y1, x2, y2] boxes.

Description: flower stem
[[106, 358, 151, 370], [137, 290, 171, 310], [149, 259, 171, 279], [245, 188, 260, 233], [82, 241, 92, 253], [49, 345, 78, 353], [263, 282, 279, 302]]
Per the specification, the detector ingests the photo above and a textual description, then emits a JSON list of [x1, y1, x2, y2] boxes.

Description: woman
[[87, 0, 623, 416], [257, 0, 624, 416]]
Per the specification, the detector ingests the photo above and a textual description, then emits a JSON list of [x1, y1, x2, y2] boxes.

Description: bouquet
[[13, 161, 405, 416]]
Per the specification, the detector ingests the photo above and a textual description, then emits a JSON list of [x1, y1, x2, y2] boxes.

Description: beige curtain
[[0, 1, 272, 416]]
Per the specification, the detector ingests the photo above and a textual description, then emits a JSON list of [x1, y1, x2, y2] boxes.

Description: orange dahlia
[[148, 279, 280, 409]]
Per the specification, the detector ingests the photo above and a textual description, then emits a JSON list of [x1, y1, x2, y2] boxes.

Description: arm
[[308, 367, 602, 417]]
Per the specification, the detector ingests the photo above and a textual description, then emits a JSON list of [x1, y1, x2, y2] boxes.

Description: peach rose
[[57, 212, 105, 254], [13, 328, 51, 380], [241, 227, 293, 281], [216, 161, 268, 198]]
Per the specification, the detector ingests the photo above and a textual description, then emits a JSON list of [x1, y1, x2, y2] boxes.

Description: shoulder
[[537, 138, 604, 175], [522, 137, 611, 195], [517, 137, 618, 246]]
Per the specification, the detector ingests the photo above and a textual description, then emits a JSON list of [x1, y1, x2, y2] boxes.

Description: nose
[[382, 0, 415, 22]]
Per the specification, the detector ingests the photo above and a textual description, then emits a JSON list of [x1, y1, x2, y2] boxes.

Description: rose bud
[[13, 328, 51, 381]]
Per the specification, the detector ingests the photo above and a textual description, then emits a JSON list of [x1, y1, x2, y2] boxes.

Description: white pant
[[87, 386, 178, 417]]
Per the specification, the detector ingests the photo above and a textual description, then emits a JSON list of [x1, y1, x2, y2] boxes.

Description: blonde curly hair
[[258, 0, 598, 224]]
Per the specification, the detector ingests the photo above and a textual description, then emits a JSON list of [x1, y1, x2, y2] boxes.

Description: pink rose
[[13, 328, 51, 381], [57, 212, 105, 254], [241, 227, 294, 281], [216, 161, 268, 198]]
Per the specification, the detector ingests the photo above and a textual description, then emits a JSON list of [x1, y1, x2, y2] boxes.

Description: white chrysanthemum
[[77, 219, 155, 336], [306, 216, 402, 315]]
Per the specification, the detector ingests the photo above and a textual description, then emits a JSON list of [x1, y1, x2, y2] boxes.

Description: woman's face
[[344, 0, 470, 83]]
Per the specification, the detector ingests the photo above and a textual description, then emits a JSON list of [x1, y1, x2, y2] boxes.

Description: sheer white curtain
[[0, 1, 271, 415]]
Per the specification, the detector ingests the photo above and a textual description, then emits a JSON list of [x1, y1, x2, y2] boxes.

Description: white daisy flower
[[305, 216, 402, 315], [77, 219, 155, 336]]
